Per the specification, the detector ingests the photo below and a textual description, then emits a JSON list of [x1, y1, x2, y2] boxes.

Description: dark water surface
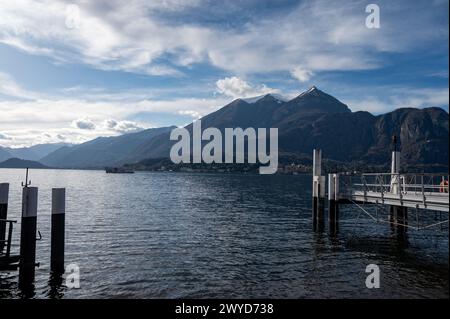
[[0, 169, 448, 298]]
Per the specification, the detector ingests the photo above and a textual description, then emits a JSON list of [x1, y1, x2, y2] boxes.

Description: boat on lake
[[105, 167, 134, 174]]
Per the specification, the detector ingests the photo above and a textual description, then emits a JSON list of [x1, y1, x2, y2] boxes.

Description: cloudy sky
[[0, 0, 448, 147]]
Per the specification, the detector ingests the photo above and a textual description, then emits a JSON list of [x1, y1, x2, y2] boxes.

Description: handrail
[[338, 172, 449, 202], [358, 172, 449, 177], [0, 219, 15, 257], [0, 219, 17, 223]]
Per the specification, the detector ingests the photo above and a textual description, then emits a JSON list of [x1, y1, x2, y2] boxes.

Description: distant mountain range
[[0, 143, 71, 162], [1, 86, 448, 170], [0, 158, 49, 169], [40, 126, 174, 168]]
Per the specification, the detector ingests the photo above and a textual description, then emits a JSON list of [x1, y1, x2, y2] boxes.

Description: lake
[[0, 168, 448, 298]]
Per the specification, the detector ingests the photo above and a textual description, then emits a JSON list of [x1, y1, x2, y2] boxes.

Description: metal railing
[[340, 173, 449, 199], [0, 219, 17, 258], [336, 173, 449, 229]]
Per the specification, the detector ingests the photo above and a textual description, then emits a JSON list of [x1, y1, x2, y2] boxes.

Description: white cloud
[[0, 89, 230, 147], [0, 72, 38, 99], [391, 88, 450, 109], [290, 66, 313, 83], [177, 110, 201, 119], [0, 70, 244, 146], [0, 133, 12, 140], [216, 76, 278, 99], [0, 0, 446, 77], [71, 118, 96, 130], [103, 119, 144, 133], [345, 87, 450, 114]]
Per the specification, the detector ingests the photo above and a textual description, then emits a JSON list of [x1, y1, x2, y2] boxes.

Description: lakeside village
[[123, 156, 434, 175], [125, 158, 311, 175]]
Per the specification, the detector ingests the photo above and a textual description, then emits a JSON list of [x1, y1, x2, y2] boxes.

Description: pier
[[312, 147, 449, 233], [342, 173, 449, 213]]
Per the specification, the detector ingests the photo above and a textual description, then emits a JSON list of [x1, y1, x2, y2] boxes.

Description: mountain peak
[[241, 93, 287, 104], [298, 86, 323, 98], [307, 86, 318, 92], [288, 86, 351, 114]]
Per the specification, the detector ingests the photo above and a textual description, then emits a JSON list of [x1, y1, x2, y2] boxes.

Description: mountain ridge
[[0, 157, 49, 169], [40, 126, 175, 168], [28, 86, 450, 170], [0, 143, 71, 162]]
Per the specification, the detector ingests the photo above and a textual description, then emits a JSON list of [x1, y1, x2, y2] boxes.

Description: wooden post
[[19, 186, 38, 288], [51, 188, 66, 274], [0, 183, 9, 253]]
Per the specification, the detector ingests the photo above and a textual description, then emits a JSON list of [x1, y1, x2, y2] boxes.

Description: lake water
[[0, 168, 448, 299]]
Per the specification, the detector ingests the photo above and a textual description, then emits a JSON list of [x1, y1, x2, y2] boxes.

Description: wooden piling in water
[[334, 173, 340, 228], [51, 188, 66, 274], [0, 183, 9, 253], [329, 173, 341, 233], [19, 186, 38, 288], [328, 174, 337, 233], [312, 149, 325, 231]]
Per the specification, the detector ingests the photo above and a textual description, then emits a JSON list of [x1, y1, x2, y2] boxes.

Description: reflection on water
[[46, 272, 66, 299], [0, 169, 448, 299]]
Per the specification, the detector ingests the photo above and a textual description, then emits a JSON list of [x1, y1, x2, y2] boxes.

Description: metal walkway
[[339, 173, 449, 213]]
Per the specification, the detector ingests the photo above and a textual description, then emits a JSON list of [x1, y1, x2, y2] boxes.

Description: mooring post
[[334, 174, 340, 228], [19, 186, 38, 288], [0, 183, 9, 253], [328, 174, 336, 233], [389, 148, 408, 234], [51, 188, 66, 274], [317, 176, 326, 231], [312, 176, 318, 230], [390, 150, 401, 195], [312, 149, 325, 231], [397, 206, 408, 233]]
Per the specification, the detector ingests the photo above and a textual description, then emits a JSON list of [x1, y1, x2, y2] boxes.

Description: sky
[[0, 0, 448, 147]]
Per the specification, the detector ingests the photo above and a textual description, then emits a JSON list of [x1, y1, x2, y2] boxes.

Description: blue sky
[[0, 0, 448, 147]]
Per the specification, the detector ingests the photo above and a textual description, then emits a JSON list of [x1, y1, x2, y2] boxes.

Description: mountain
[[131, 86, 448, 169], [241, 93, 287, 104], [130, 87, 356, 160], [0, 147, 12, 162], [0, 158, 49, 169], [36, 86, 449, 170], [365, 107, 449, 166], [41, 126, 175, 168], [195, 88, 350, 130], [4, 143, 72, 161]]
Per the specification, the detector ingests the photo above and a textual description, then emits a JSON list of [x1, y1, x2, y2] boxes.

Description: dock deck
[[339, 173, 449, 213], [347, 190, 449, 212]]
